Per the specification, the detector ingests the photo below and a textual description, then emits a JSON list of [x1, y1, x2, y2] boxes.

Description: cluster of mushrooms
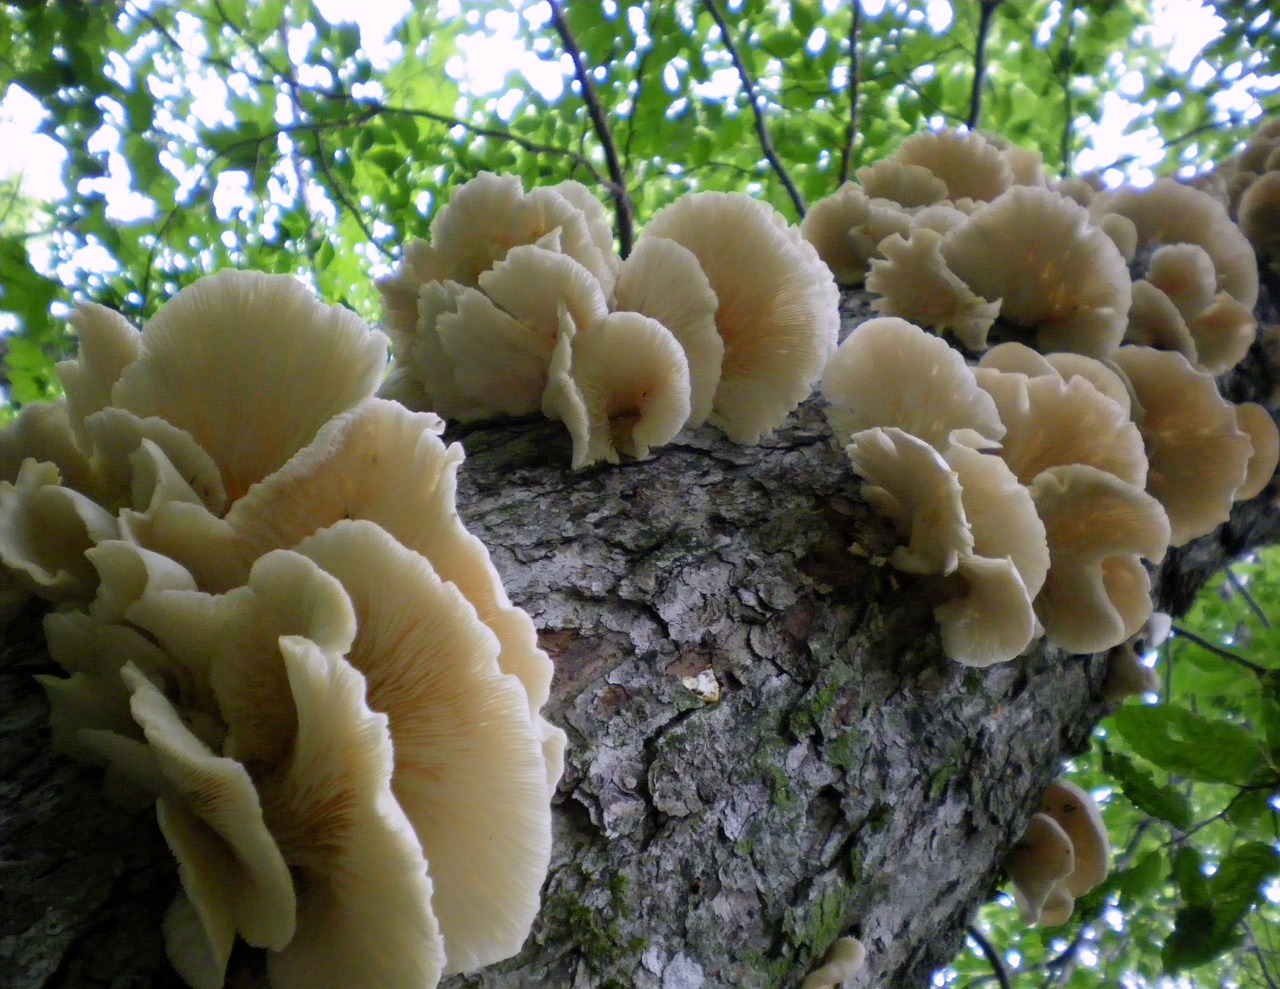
[[378, 172, 840, 465], [1192, 116, 1280, 265], [1006, 779, 1111, 927], [0, 270, 564, 989], [4, 121, 1278, 986], [805, 127, 1279, 667]]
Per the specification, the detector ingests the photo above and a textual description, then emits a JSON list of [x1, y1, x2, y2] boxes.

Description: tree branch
[[1171, 624, 1269, 675], [1057, 0, 1076, 174], [839, 0, 864, 186], [966, 926, 1012, 989], [702, 0, 806, 217], [1227, 567, 1271, 628], [546, 0, 635, 257], [373, 103, 606, 183], [967, 0, 1002, 130]]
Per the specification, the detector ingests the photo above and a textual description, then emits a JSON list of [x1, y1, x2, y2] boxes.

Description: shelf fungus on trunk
[[1, 269, 564, 989]]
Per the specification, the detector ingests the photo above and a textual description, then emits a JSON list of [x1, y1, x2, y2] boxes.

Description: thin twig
[[1058, 0, 1075, 174], [1041, 924, 1090, 988], [310, 130, 395, 259], [1248, 922, 1280, 989], [838, 0, 863, 185], [966, 0, 1002, 129], [1171, 625, 1268, 675], [374, 103, 606, 182], [966, 926, 1012, 989], [622, 46, 653, 172], [702, 0, 806, 217], [547, 0, 635, 256], [1227, 567, 1271, 629]]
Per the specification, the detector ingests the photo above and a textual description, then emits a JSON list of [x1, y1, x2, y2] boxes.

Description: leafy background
[[1, 1, 1278, 985]]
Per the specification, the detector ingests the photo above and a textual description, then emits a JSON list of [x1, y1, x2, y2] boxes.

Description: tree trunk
[[3, 285, 1278, 989]]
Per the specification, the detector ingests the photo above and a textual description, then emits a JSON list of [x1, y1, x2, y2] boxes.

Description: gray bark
[[3, 286, 1278, 989]]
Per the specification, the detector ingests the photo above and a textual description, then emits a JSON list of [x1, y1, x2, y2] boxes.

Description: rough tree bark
[[3, 278, 1279, 989]]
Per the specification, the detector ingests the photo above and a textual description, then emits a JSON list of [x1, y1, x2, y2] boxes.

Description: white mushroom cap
[[1146, 244, 1218, 320], [430, 282, 564, 420], [613, 236, 722, 425], [866, 229, 1001, 350], [1111, 346, 1253, 545], [799, 936, 867, 989], [1187, 292, 1257, 375], [1098, 213, 1138, 263], [1125, 281, 1199, 365], [431, 173, 618, 293], [1238, 170, 1280, 253], [823, 317, 1004, 450], [1235, 402, 1279, 500], [542, 310, 692, 468], [886, 129, 1014, 203], [1007, 811, 1075, 926], [1040, 780, 1111, 897], [124, 547, 357, 771], [857, 158, 951, 207], [1039, 884, 1076, 927], [979, 343, 1132, 416], [0, 399, 94, 493], [479, 242, 609, 344], [123, 399, 559, 755], [1029, 464, 1171, 653], [641, 191, 840, 443], [936, 553, 1040, 667], [81, 407, 228, 515], [110, 269, 388, 503], [975, 369, 1146, 488], [947, 443, 1049, 600], [801, 182, 910, 283], [845, 426, 973, 575], [0, 458, 119, 603], [57, 302, 141, 454], [121, 664, 296, 976], [942, 187, 1132, 358], [260, 637, 445, 989], [293, 520, 553, 973], [375, 238, 453, 350], [1091, 177, 1259, 309]]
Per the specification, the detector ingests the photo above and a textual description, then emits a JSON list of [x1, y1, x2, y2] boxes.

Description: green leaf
[[1119, 851, 1166, 905], [761, 29, 803, 59], [1101, 747, 1193, 829], [1164, 843, 1279, 972], [1163, 905, 1230, 971], [1111, 704, 1267, 785]]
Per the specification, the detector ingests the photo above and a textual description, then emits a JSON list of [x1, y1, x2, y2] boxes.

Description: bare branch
[[702, 0, 806, 217], [310, 131, 396, 259], [1171, 624, 1268, 676], [547, 0, 635, 257], [838, 0, 864, 185], [623, 46, 653, 172], [966, 926, 1012, 989], [1227, 567, 1271, 629], [967, 0, 1002, 130], [374, 103, 606, 182], [1057, 0, 1076, 175]]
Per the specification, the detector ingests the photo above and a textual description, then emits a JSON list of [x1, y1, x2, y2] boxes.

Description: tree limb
[[1057, 0, 1076, 174], [838, 0, 864, 186], [966, 926, 1012, 989], [1227, 566, 1270, 628], [1171, 624, 1269, 675], [546, 0, 635, 257], [702, 0, 807, 217], [967, 0, 1002, 130]]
